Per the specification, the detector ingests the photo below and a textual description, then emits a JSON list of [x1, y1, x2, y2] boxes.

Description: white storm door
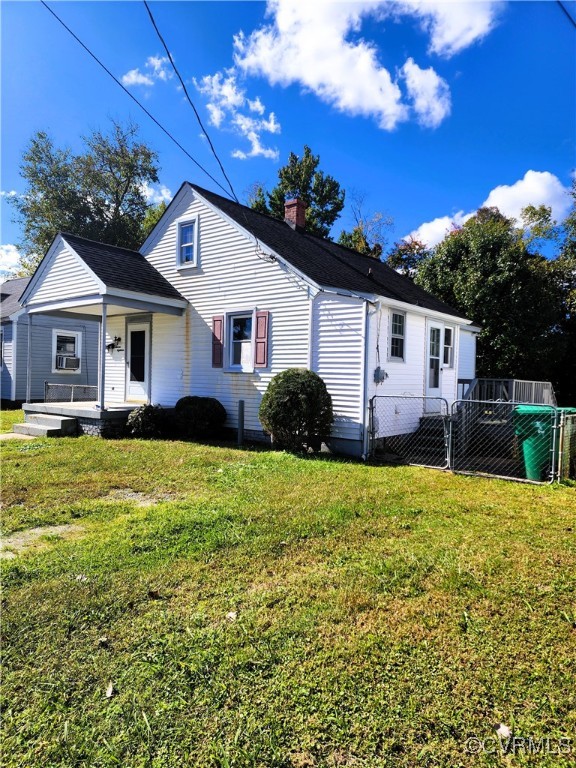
[[126, 323, 150, 402], [426, 323, 443, 401]]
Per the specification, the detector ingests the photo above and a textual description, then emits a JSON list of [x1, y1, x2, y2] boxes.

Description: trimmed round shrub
[[126, 404, 167, 439], [259, 368, 333, 453], [174, 396, 226, 439]]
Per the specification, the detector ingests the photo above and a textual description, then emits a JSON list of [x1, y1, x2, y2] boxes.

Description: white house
[[17, 182, 478, 452], [1, 276, 99, 403]]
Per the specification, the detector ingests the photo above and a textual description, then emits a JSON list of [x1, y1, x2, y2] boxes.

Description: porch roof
[[21, 233, 188, 317]]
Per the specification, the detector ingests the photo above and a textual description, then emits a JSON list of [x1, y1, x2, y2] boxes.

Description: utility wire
[[143, 0, 239, 204], [557, 1, 576, 29], [40, 0, 234, 199]]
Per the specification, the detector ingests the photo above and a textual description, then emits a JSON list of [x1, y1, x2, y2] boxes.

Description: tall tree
[[337, 192, 393, 258], [415, 207, 563, 382], [249, 145, 345, 239], [11, 121, 160, 274], [385, 237, 431, 276]]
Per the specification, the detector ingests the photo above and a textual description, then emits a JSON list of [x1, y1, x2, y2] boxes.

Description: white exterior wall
[[103, 316, 126, 404], [458, 329, 477, 380], [26, 241, 98, 306], [311, 294, 365, 445], [141, 187, 312, 432]]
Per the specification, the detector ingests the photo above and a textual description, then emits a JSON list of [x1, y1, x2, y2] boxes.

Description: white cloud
[[400, 57, 451, 128], [195, 68, 280, 160], [233, 1, 408, 131], [409, 171, 571, 247], [121, 69, 154, 87], [411, 211, 472, 248], [0, 190, 18, 199], [121, 55, 173, 88], [231, 0, 500, 132], [0, 244, 21, 277], [482, 170, 570, 223], [396, 1, 502, 58], [141, 182, 172, 205]]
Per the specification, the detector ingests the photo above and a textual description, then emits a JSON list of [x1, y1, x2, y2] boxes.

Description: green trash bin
[[513, 405, 555, 481]]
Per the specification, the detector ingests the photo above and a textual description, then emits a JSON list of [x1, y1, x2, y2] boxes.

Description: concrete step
[[26, 413, 77, 435], [13, 423, 62, 438]]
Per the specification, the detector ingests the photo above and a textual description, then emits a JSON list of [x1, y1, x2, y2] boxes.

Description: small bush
[[174, 396, 227, 439], [126, 404, 167, 439], [259, 368, 333, 453]]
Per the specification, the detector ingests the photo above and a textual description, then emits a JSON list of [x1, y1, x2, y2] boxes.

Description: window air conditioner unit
[[56, 355, 80, 370]]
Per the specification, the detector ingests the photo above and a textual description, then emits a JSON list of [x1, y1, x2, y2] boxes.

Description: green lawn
[[1, 430, 575, 767]]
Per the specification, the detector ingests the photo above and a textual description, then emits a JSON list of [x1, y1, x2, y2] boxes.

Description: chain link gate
[[450, 400, 558, 483], [369, 396, 450, 469]]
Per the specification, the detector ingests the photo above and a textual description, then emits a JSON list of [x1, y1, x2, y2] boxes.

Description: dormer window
[[177, 218, 199, 268]]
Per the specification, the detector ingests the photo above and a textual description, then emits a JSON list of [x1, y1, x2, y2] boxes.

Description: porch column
[[26, 313, 33, 403], [98, 304, 107, 410]]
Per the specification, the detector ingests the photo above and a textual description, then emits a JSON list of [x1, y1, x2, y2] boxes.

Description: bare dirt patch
[[1, 524, 85, 559], [105, 489, 171, 507]]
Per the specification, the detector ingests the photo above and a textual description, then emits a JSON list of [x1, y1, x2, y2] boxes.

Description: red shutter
[[212, 315, 224, 368], [254, 310, 269, 368]]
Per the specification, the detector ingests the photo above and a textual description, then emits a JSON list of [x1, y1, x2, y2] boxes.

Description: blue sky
[[1, 0, 575, 275]]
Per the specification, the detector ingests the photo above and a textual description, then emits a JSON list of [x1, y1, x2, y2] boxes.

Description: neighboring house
[[1, 276, 99, 402], [19, 182, 478, 454]]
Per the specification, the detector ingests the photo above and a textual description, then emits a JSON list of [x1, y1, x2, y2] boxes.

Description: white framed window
[[177, 217, 199, 268], [229, 312, 253, 371], [389, 311, 406, 361], [51, 329, 81, 373], [443, 327, 454, 368]]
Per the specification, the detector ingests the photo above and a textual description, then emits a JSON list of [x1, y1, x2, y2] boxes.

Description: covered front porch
[[15, 233, 189, 437]]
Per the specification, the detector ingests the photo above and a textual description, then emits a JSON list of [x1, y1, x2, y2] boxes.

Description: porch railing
[[458, 378, 557, 406], [44, 382, 98, 403]]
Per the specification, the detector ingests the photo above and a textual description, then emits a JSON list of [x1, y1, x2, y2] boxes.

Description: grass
[[1, 431, 575, 767]]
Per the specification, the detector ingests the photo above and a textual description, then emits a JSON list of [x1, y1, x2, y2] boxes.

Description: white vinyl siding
[[26, 241, 99, 306], [311, 294, 365, 442], [458, 329, 477, 381], [141, 187, 311, 432]]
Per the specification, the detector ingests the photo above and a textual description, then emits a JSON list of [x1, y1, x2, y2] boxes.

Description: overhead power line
[[557, 1, 576, 29], [40, 0, 234, 199], [143, 0, 239, 204]]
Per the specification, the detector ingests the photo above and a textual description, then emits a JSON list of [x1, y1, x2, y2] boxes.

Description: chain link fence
[[370, 396, 450, 469], [44, 382, 98, 403], [450, 400, 557, 483], [369, 396, 575, 484]]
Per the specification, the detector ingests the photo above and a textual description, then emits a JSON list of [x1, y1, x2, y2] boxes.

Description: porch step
[[26, 413, 77, 436], [13, 423, 62, 438]]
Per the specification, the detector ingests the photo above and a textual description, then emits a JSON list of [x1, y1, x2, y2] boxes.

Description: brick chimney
[[284, 198, 306, 230]]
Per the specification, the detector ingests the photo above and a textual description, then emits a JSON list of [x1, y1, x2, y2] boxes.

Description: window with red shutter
[[254, 310, 269, 368], [212, 315, 224, 368]]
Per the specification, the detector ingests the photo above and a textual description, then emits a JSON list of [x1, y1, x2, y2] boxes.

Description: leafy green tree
[[10, 121, 160, 274], [249, 146, 345, 238], [142, 201, 167, 240], [385, 237, 431, 276], [337, 192, 393, 258], [415, 207, 563, 382]]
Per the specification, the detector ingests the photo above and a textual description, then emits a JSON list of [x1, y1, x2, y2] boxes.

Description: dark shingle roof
[[190, 183, 467, 319], [61, 234, 185, 302], [1, 277, 30, 321]]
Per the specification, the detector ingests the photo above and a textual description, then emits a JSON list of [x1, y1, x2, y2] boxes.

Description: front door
[[426, 322, 443, 408], [126, 322, 150, 402]]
